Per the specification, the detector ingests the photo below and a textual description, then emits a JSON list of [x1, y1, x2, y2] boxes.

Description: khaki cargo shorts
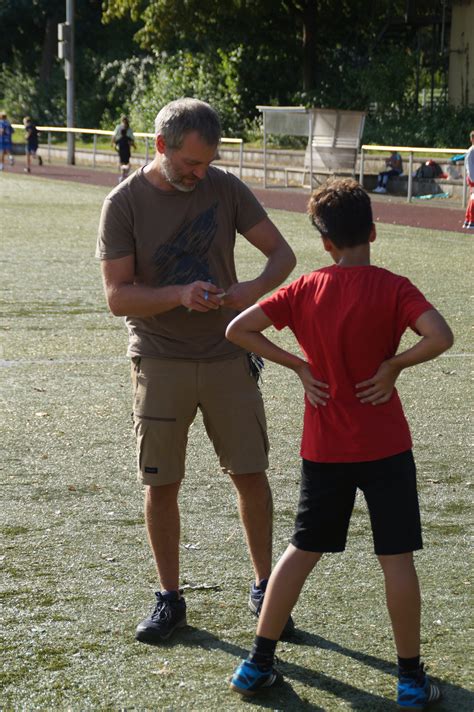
[[131, 354, 269, 486]]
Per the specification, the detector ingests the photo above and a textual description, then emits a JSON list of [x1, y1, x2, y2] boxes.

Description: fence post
[[48, 132, 52, 163], [462, 163, 468, 209], [93, 134, 97, 168], [239, 140, 243, 180], [262, 113, 267, 189], [359, 148, 365, 187], [407, 152, 414, 202]]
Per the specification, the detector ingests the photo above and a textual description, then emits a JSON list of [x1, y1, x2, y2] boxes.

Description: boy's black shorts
[[291, 450, 423, 556]]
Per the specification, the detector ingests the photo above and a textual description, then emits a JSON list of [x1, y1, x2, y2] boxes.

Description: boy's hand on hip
[[295, 362, 330, 407], [355, 360, 402, 405]]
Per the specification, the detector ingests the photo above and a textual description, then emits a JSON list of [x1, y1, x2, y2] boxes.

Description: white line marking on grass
[[0, 356, 128, 367]]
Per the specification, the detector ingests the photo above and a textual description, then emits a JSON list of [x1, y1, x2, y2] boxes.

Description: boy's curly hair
[[307, 178, 373, 248]]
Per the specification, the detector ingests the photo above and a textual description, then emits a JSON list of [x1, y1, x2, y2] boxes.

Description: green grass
[[1, 173, 472, 710]]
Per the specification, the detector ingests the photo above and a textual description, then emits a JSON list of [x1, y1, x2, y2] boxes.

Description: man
[[97, 98, 296, 644]]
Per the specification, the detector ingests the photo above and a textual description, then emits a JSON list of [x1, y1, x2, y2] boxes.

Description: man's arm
[[221, 217, 296, 311], [101, 254, 225, 317], [356, 308, 454, 405], [226, 305, 330, 407]]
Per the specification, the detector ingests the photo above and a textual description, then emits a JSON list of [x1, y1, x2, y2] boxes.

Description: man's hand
[[180, 281, 225, 312], [220, 280, 262, 311], [294, 362, 330, 407], [355, 360, 402, 405]]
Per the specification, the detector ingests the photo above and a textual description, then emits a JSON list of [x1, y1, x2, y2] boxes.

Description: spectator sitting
[[373, 151, 403, 194]]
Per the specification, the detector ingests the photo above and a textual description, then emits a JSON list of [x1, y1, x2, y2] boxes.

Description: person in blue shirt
[[0, 112, 15, 170]]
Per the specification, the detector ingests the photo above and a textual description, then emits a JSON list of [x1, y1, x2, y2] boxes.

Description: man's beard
[[161, 155, 197, 193]]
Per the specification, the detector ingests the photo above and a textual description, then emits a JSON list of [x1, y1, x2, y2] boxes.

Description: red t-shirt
[[260, 265, 434, 462]]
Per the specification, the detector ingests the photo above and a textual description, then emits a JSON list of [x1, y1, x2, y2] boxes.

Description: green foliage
[[292, 43, 418, 113], [125, 49, 244, 135], [0, 58, 66, 124], [364, 104, 474, 148]]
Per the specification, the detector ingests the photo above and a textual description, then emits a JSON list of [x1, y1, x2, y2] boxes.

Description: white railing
[[359, 144, 468, 206], [11, 124, 244, 179]]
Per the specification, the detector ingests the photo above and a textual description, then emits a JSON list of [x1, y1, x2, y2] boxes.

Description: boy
[[0, 112, 15, 170], [23, 116, 43, 173], [226, 178, 453, 708], [114, 126, 132, 182], [462, 129, 474, 230]]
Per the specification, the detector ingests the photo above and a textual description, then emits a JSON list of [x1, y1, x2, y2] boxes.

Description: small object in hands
[[204, 290, 209, 301]]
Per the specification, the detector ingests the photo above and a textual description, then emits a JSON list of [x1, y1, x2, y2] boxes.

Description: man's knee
[[146, 481, 181, 506], [230, 471, 270, 495]]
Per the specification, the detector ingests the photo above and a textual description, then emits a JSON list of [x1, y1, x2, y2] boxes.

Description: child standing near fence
[[462, 130, 474, 230], [23, 117, 43, 173], [114, 127, 133, 183], [226, 178, 453, 709], [0, 112, 15, 170]]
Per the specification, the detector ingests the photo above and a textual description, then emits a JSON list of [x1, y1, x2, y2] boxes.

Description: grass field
[[1, 173, 472, 711]]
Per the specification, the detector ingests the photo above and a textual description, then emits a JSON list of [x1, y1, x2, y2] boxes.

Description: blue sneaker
[[249, 580, 295, 638], [397, 664, 441, 709], [230, 659, 283, 696], [135, 591, 187, 644]]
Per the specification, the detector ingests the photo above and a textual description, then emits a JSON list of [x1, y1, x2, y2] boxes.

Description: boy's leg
[[378, 552, 420, 658], [381, 555, 442, 709], [230, 544, 320, 696], [256, 543, 321, 640]]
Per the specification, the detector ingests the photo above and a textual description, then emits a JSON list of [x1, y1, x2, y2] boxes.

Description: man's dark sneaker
[[249, 580, 295, 638], [397, 664, 441, 709], [135, 590, 187, 644], [230, 659, 283, 696]]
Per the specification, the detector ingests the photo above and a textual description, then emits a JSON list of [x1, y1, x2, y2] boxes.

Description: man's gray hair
[[154, 98, 221, 149]]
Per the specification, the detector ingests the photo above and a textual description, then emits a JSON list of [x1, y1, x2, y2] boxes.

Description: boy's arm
[[356, 308, 454, 405], [226, 305, 330, 407]]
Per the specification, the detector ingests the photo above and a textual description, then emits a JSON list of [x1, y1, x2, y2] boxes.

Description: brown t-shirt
[[96, 166, 267, 360]]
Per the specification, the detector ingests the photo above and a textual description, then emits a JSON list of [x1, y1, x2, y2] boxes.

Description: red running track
[[4, 161, 468, 234]]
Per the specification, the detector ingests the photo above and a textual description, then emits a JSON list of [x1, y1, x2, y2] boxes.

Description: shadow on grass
[[173, 626, 397, 710], [290, 629, 474, 709], [167, 626, 474, 711]]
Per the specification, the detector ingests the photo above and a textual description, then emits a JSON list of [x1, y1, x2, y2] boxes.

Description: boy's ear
[[369, 223, 377, 243], [322, 236, 334, 252], [156, 135, 166, 154]]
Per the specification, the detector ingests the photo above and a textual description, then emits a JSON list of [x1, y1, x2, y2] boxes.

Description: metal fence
[[11, 124, 244, 178], [359, 144, 468, 207]]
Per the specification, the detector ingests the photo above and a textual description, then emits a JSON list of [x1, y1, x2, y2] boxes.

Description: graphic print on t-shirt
[[152, 203, 217, 286]]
